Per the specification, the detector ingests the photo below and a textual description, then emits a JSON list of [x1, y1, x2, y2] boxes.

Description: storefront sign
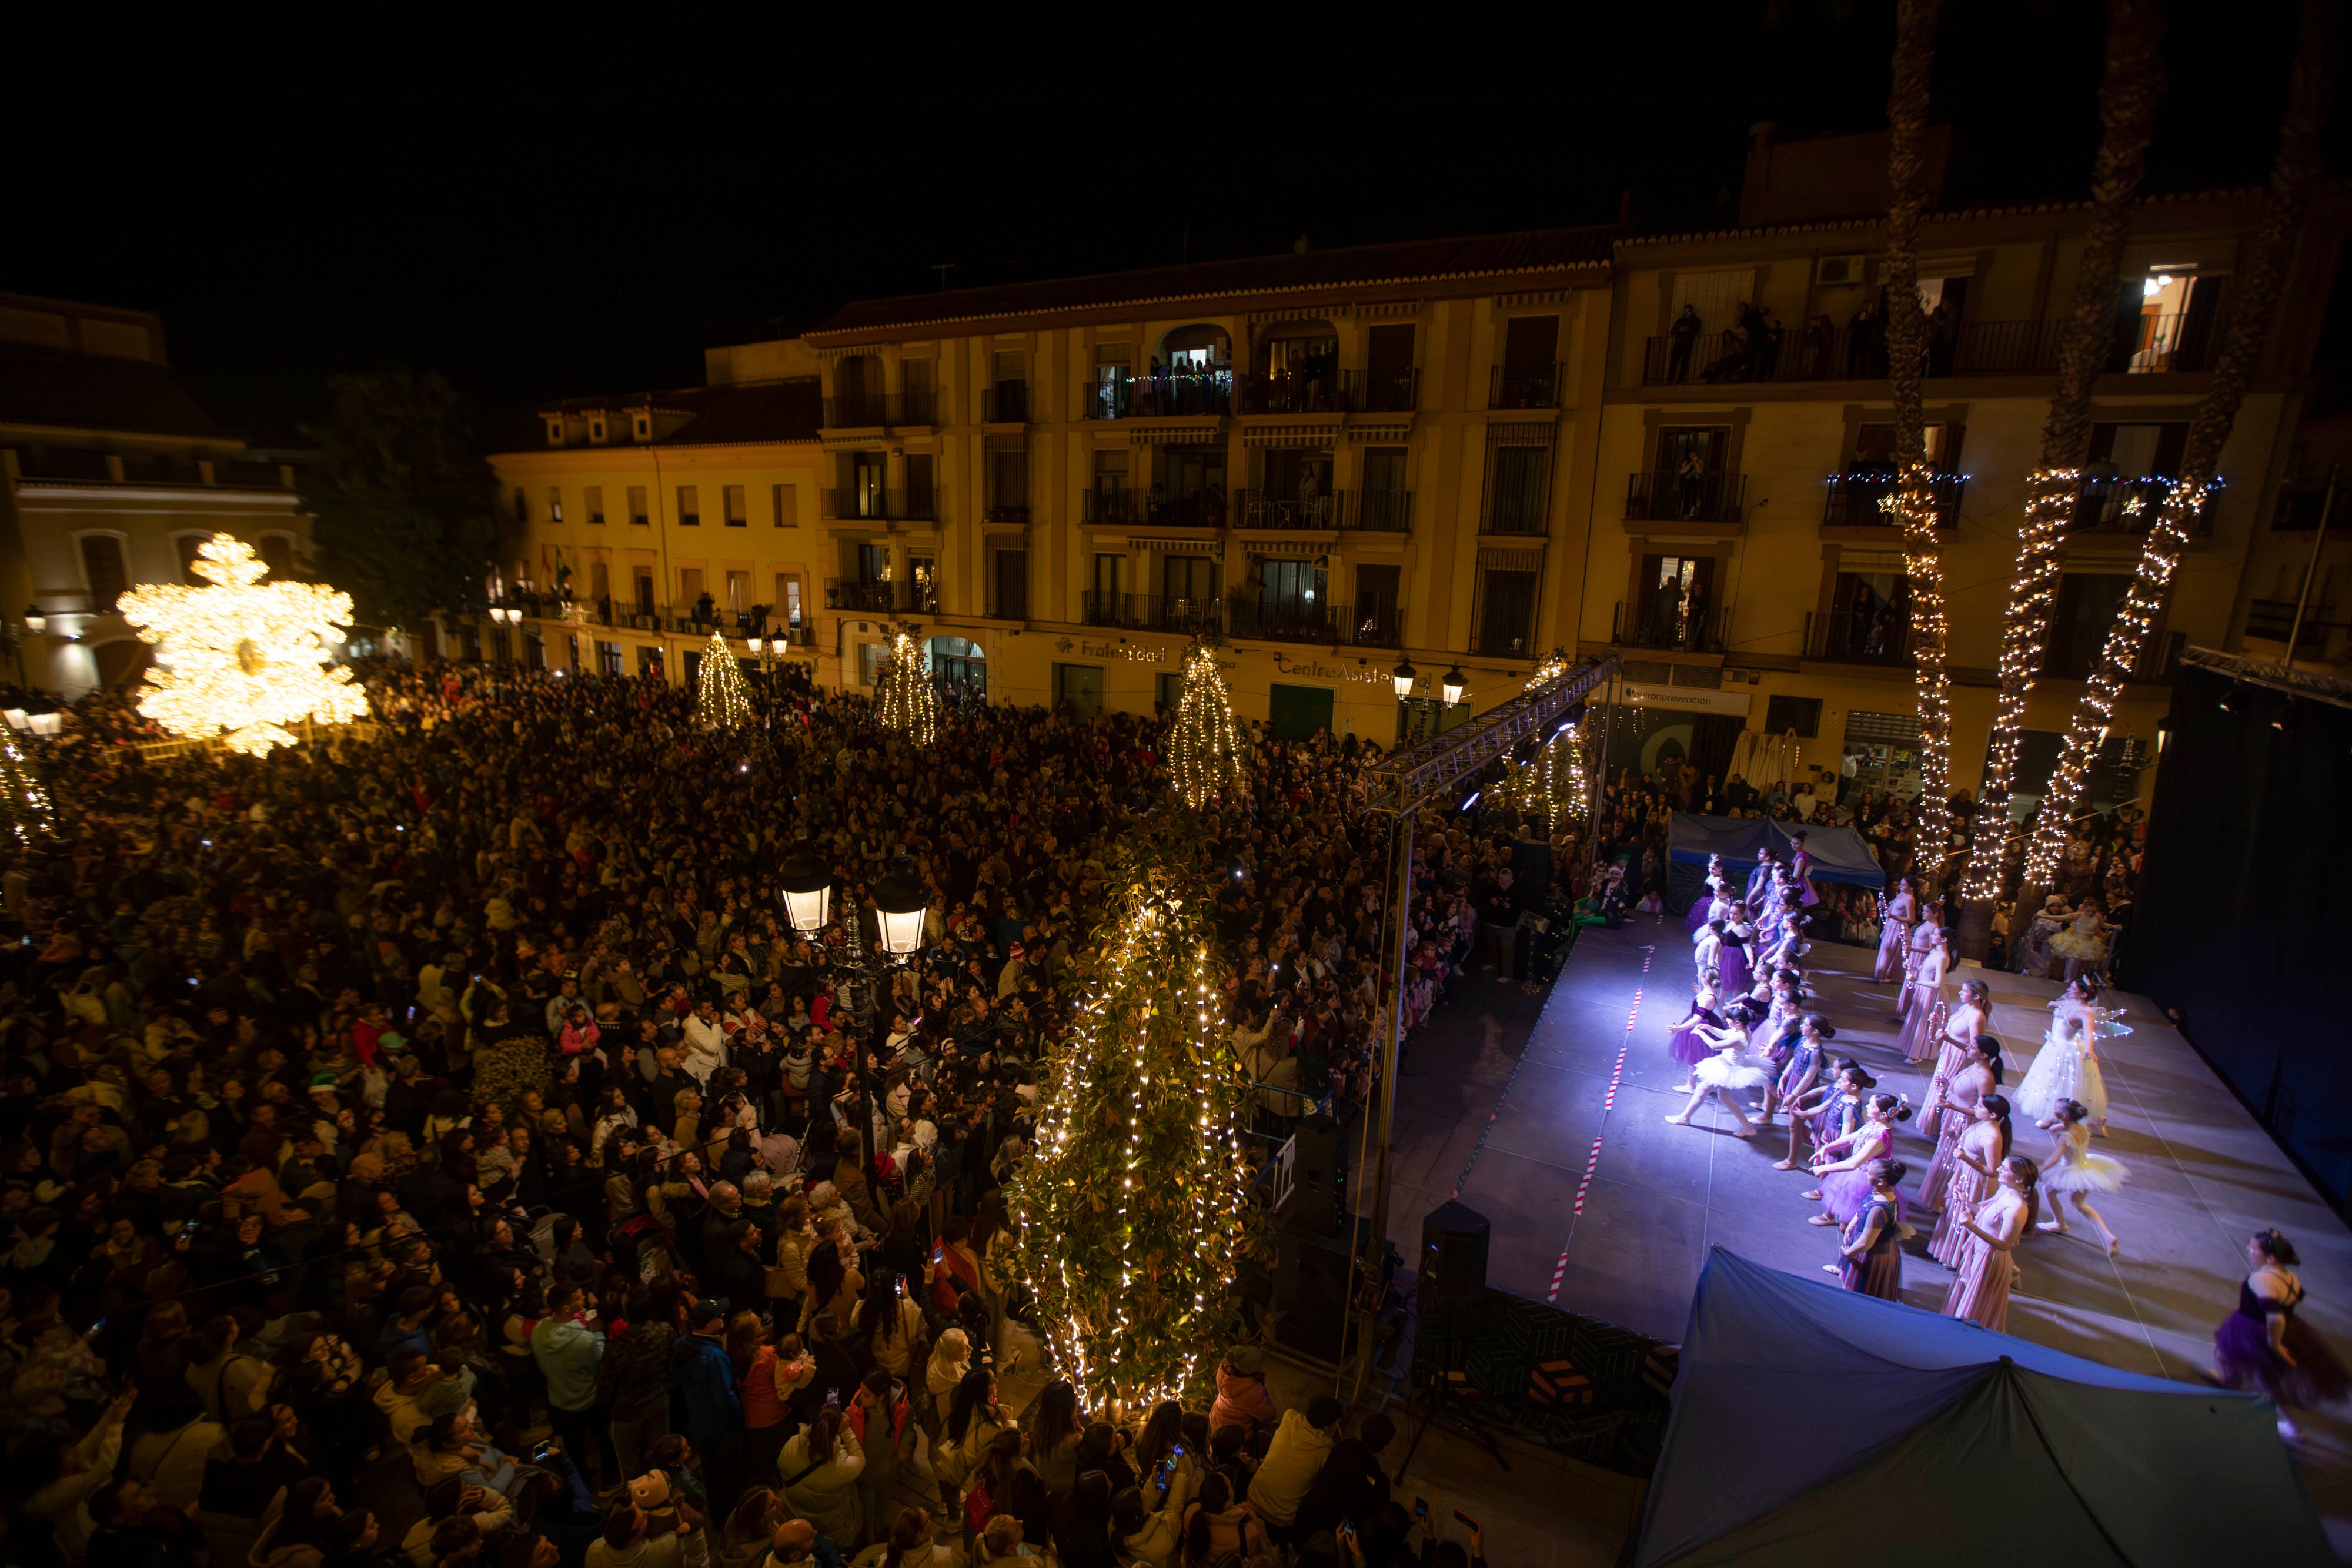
[[1269, 651, 1398, 689], [1618, 681, 1752, 716], [1079, 640, 1172, 663]]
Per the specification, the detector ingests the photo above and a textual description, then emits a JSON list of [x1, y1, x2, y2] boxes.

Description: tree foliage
[[299, 371, 503, 628]]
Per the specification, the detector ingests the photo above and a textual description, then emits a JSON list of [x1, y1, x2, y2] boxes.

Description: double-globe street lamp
[[777, 848, 931, 1168]]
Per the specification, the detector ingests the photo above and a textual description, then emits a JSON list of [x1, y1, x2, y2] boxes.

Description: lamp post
[[777, 849, 934, 1174]]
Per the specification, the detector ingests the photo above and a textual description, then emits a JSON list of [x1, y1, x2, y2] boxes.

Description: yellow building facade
[[484, 168, 2341, 817]]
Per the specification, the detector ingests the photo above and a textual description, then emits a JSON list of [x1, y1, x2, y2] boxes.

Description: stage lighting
[[1460, 789, 1482, 812], [2219, 683, 2239, 713], [2271, 701, 2297, 736]]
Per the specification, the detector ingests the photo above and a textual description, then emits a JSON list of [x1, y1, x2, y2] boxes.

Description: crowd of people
[[0, 661, 1549, 1568]]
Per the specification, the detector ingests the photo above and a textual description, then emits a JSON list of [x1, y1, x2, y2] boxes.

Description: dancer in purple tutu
[[2211, 1229, 2352, 1442], [1665, 974, 1728, 1091], [1805, 1092, 1912, 1226]]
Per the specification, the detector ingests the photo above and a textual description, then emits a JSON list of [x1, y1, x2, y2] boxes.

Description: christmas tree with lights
[[696, 629, 753, 730], [875, 627, 939, 747], [1166, 639, 1242, 810], [0, 729, 50, 844], [1003, 822, 1264, 1406]]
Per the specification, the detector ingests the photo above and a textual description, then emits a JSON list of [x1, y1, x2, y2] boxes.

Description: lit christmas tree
[[117, 533, 369, 755], [875, 627, 938, 747], [1003, 824, 1264, 1406], [0, 728, 51, 844], [696, 629, 754, 731], [1167, 639, 1242, 809]]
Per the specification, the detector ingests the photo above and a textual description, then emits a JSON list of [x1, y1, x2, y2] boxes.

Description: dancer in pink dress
[[1921, 980, 1990, 1141], [1788, 831, 1822, 908], [1929, 1095, 2014, 1268], [1944, 1156, 2039, 1332], [1919, 1044, 2002, 1209], [1806, 1093, 1912, 1226], [1874, 877, 1918, 984], [1896, 926, 1952, 1057]]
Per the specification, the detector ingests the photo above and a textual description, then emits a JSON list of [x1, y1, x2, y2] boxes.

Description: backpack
[[961, 1473, 994, 1537]]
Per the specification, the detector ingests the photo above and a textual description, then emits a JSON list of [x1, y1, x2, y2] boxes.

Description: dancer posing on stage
[[1662, 1005, 1773, 1137], [1919, 1044, 2003, 1210], [1921, 979, 1990, 1142], [1806, 1092, 1912, 1226], [1687, 854, 1729, 934], [1944, 1156, 2039, 1332], [1897, 925, 1953, 1057], [2210, 1229, 2352, 1442], [2016, 1013, 2108, 1137], [1789, 830, 1821, 908], [1875, 876, 1919, 984], [1765, 1012, 1835, 1149], [1928, 1094, 2014, 1268], [2034, 1099, 2124, 1255], [1834, 1158, 1908, 1300], [1665, 973, 1727, 1092]]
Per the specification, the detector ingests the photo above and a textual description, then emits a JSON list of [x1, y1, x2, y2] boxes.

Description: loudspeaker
[[1272, 1217, 1357, 1362], [1420, 1200, 1491, 1313], [1277, 1114, 1342, 1235]]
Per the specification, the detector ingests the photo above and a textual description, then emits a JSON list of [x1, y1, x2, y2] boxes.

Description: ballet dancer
[[1833, 1156, 1908, 1299], [1766, 1012, 1836, 1149], [1897, 925, 1953, 1057], [1920, 979, 1990, 1141], [1928, 1094, 2014, 1268], [1789, 830, 1821, 908], [1662, 1011, 1774, 1137], [1919, 1043, 2003, 1210], [1666, 973, 1728, 1092], [1944, 1156, 2040, 1333], [1875, 875, 1918, 984], [2034, 1099, 2124, 1255], [1806, 1092, 1912, 1225], [1779, 1059, 1870, 1177], [2016, 1013, 2108, 1137], [2209, 1228, 2352, 1442]]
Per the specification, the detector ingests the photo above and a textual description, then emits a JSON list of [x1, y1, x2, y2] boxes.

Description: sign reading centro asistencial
[[1618, 681, 1753, 716]]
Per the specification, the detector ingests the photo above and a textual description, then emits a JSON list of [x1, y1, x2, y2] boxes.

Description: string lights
[[874, 627, 939, 747], [1960, 467, 2074, 901], [118, 533, 369, 755], [0, 728, 51, 844], [1891, 460, 1954, 860], [2024, 476, 2205, 883], [1167, 639, 1242, 809], [1501, 656, 1590, 832], [694, 628, 754, 731], [1001, 831, 1262, 1407]]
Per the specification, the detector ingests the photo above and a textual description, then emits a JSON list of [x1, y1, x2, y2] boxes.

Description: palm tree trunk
[[2024, 0, 2334, 887], [1956, 0, 2168, 943], [1882, 0, 1953, 880]]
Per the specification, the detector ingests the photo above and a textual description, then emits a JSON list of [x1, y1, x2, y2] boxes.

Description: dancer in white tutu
[[2036, 1098, 2125, 1255], [1664, 1002, 1773, 1137], [2014, 1013, 2108, 1136]]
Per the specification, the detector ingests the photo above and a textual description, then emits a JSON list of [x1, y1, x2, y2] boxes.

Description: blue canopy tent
[[1633, 1249, 2333, 1567], [1665, 814, 1883, 914]]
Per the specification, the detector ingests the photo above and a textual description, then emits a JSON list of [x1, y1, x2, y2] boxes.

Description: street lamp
[[26, 701, 61, 738], [872, 863, 930, 958], [1390, 657, 1416, 699], [2, 706, 24, 733], [23, 606, 45, 635], [778, 848, 833, 937], [1442, 666, 1467, 706]]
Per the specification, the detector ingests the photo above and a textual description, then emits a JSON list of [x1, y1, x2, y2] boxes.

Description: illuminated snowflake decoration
[[118, 533, 370, 755]]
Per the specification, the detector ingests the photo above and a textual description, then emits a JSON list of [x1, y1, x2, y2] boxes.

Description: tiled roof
[[0, 341, 230, 440], [661, 379, 821, 445], [808, 226, 1621, 337]]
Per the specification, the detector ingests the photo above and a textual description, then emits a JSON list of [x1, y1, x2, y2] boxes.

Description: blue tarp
[[1634, 1249, 2333, 1567], [1666, 813, 1885, 890]]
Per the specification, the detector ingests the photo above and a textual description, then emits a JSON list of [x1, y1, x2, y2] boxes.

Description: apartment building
[[482, 129, 2343, 810], [487, 230, 1621, 741], [0, 293, 309, 697]]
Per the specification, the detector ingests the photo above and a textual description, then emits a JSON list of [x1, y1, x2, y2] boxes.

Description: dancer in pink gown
[[1922, 980, 1990, 1141], [1945, 1156, 2039, 1332], [1806, 1093, 1911, 1226], [1788, 831, 1822, 908], [1919, 1044, 2002, 1209], [1929, 1095, 2014, 1268], [1874, 877, 1917, 984], [1897, 926, 1952, 1057]]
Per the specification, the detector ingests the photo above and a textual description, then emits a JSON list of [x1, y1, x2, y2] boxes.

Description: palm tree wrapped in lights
[[1167, 638, 1244, 810], [1001, 821, 1265, 1407], [874, 626, 939, 747]]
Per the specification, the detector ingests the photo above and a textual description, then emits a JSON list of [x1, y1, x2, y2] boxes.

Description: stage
[[1371, 910, 2352, 1556]]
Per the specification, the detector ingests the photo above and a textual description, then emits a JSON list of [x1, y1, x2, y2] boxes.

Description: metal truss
[[2180, 644, 2352, 712], [1359, 654, 1623, 818]]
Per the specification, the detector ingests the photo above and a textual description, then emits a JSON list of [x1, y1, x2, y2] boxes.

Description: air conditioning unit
[[1816, 254, 1869, 286]]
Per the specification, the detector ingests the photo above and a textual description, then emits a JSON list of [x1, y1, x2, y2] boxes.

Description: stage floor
[[1371, 909, 2352, 1556]]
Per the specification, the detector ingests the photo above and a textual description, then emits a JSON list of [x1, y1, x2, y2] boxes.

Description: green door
[[1268, 683, 1335, 741], [1054, 663, 1105, 720]]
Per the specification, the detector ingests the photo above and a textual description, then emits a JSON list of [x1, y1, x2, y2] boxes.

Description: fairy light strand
[[1960, 467, 2074, 901], [874, 627, 939, 747], [1893, 460, 1954, 861], [118, 533, 369, 755], [694, 628, 754, 731], [1167, 640, 1242, 810]]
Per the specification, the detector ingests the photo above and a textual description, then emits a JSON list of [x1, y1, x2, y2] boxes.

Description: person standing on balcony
[[1668, 305, 1702, 381], [1675, 450, 1706, 521]]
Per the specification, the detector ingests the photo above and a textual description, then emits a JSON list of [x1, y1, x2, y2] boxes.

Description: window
[[547, 487, 564, 524], [258, 534, 293, 579], [1093, 553, 1127, 613], [1852, 422, 1962, 471], [636, 645, 663, 678], [1765, 695, 1823, 738], [1364, 324, 1416, 410], [772, 484, 795, 527], [677, 485, 700, 526], [1820, 569, 1912, 664], [1634, 554, 1716, 650], [851, 453, 886, 519], [514, 488, 529, 523], [627, 486, 649, 526], [991, 350, 1027, 422], [1164, 553, 1217, 607], [679, 567, 705, 607], [725, 571, 750, 615], [901, 359, 935, 423], [723, 485, 747, 527], [598, 640, 623, 676], [857, 544, 890, 586], [586, 486, 606, 525], [1474, 568, 1538, 656], [1495, 315, 1561, 406], [859, 642, 888, 687], [632, 567, 656, 616], [906, 454, 934, 520], [175, 534, 207, 584], [590, 562, 611, 602], [1053, 663, 1105, 720], [1484, 441, 1550, 533], [81, 535, 129, 612], [777, 574, 805, 626], [908, 553, 937, 613], [2043, 573, 2133, 678], [988, 440, 1028, 516], [991, 549, 1028, 620]]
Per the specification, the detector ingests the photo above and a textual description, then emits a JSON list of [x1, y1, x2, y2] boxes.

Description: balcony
[[1236, 371, 1343, 416], [1083, 487, 1228, 529], [1489, 362, 1563, 410], [1805, 608, 1914, 668], [984, 504, 1032, 529], [1821, 470, 1967, 530], [1228, 599, 1340, 644], [1611, 601, 1730, 656], [2245, 598, 2348, 663], [821, 390, 936, 429], [985, 582, 1028, 621], [1640, 310, 2226, 386], [2069, 476, 2215, 537], [1083, 369, 1232, 420], [1346, 368, 1420, 413], [824, 578, 904, 614], [820, 489, 938, 524], [1625, 470, 1746, 526], [1234, 488, 1339, 530], [1348, 594, 1405, 648], [1338, 489, 1412, 533], [1080, 592, 1224, 635], [981, 383, 1028, 423]]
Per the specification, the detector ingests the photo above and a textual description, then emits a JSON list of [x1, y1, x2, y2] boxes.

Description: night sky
[[3, 2, 2333, 444]]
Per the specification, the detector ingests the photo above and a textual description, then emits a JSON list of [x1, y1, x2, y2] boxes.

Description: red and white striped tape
[[1549, 942, 1653, 1303]]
